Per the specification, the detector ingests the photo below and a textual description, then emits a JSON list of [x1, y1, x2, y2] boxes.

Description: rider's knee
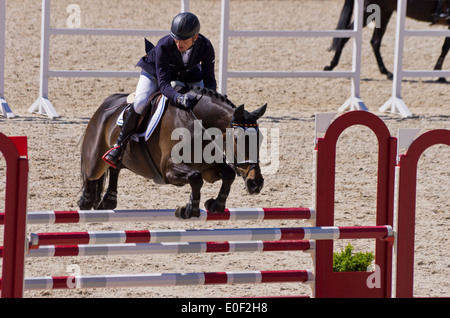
[[133, 92, 151, 114]]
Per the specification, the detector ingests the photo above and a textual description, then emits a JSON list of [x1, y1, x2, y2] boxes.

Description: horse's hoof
[[436, 77, 447, 83], [96, 199, 116, 210], [323, 66, 332, 71], [205, 198, 225, 214], [187, 203, 200, 218], [175, 206, 189, 219], [77, 196, 93, 210], [96, 191, 117, 210], [175, 204, 200, 219]]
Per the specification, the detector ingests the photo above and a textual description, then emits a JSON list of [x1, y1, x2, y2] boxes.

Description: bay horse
[[78, 87, 267, 219], [325, 0, 450, 82]]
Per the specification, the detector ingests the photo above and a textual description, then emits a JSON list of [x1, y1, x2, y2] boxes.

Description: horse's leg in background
[[78, 174, 105, 210], [324, 0, 355, 71], [165, 159, 203, 219], [370, 11, 394, 79], [97, 167, 120, 210], [205, 164, 236, 214], [433, 33, 450, 83], [324, 34, 351, 71]]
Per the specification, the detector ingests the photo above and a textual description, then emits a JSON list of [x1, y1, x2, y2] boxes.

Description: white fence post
[[29, 0, 59, 118], [29, 0, 189, 119], [380, 0, 450, 118], [338, 0, 365, 112], [0, 0, 14, 118], [181, 0, 189, 12], [219, 0, 230, 94], [218, 0, 367, 113]]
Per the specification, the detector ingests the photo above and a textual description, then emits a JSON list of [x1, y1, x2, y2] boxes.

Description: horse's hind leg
[[97, 167, 120, 210], [78, 174, 105, 210]]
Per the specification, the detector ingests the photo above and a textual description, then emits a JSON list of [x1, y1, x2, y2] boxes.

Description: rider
[[433, 0, 449, 23], [103, 12, 217, 168]]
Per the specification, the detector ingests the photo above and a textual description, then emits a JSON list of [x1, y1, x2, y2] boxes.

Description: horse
[[325, 0, 450, 82], [77, 86, 267, 219]]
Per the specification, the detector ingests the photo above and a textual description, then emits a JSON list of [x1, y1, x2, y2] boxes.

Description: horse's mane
[[192, 87, 237, 109]]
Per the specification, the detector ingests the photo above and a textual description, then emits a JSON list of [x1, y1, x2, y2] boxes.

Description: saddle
[[117, 81, 190, 184], [119, 92, 167, 142], [119, 81, 190, 141]]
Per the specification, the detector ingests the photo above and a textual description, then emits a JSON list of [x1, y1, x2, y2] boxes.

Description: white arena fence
[[3, 0, 368, 119], [28, 0, 190, 119], [1, 0, 449, 119], [218, 0, 367, 113], [0, 0, 13, 118], [380, 0, 450, 118]]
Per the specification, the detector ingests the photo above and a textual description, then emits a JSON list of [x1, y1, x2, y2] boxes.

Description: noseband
[[231, 161, 260, 180], [229, 122, 260, 180]]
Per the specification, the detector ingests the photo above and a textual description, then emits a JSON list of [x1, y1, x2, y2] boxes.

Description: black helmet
[[170, 12, 200, 40]]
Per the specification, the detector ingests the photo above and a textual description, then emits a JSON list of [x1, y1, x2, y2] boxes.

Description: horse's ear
[[251, 103, 267, 120], [232, 104, 245, 122]]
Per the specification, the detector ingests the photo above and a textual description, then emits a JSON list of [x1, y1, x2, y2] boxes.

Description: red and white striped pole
[[29, 226, 393, 246], [0, 207, 314, 224]]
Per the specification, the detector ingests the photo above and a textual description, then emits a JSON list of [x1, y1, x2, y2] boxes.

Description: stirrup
[[102, 146, 121, 169]]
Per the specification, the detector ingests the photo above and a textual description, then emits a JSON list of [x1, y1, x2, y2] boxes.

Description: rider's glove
[[176, 94, 197, 110]]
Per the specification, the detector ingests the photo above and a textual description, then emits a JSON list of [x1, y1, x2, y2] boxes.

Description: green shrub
[[333, 244, 374, 272]]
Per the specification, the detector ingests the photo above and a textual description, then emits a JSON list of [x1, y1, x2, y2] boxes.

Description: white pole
[[0, 0, 14, 118], [379, 0, 413, 118], [28, 0, 59, 118], [338, 0, 368, 112], [181, 0, 189, 12], [218, 0, 230, 94]]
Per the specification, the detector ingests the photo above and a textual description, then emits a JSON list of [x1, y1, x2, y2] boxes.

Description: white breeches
[[133, 70, 204, 114]]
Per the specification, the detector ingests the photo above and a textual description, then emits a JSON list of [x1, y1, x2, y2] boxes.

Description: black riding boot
[[103, 107, 141, 168]]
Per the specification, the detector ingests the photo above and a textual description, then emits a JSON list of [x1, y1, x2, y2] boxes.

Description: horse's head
[[229, 103, 267, 194]]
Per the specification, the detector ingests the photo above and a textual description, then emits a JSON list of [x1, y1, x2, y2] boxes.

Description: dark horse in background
[[325, 0, 450, 82], [78, 87, 267, 219]]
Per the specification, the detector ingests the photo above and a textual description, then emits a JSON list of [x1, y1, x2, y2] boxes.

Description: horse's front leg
[[165, 160, 204, 219], [205, 164, 236, 214]]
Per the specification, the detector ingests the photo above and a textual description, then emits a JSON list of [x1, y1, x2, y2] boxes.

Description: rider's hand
[[176, 94, 196, 110]]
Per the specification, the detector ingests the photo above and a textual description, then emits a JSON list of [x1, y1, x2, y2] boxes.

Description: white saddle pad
[[117, 95, 167, 142]]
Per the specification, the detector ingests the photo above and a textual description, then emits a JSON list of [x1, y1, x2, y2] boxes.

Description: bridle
[[185, 103, 261, 180], [228, 122, 261, 180]]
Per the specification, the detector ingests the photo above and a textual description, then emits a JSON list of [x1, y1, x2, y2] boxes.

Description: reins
[[185, 91, 260, 179]]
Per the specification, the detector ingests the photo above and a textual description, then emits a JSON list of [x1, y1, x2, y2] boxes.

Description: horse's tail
[[328, 0, 355, 52]]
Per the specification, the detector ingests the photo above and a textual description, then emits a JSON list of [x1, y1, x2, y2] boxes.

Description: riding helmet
[[170, 12, 200, 40]]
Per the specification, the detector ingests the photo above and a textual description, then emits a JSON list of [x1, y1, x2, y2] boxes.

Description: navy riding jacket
[[136, 34, 217, 104]]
